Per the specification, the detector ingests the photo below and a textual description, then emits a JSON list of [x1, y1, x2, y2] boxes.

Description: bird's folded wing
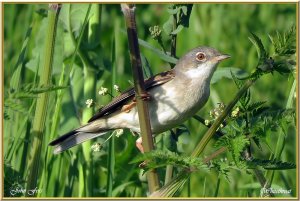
[[88, 69, 175, 122]]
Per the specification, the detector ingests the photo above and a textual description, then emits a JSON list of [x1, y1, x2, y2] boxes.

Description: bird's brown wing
[[88, 70, 175, 123]]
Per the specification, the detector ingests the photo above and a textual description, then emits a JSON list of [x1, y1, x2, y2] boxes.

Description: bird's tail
[[49, 129, 108, 154]]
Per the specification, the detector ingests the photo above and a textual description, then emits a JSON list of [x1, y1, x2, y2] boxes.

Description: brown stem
[[203, 147, 227, 164], [121, 4, 160, 194], [170, 13, 177, 69]]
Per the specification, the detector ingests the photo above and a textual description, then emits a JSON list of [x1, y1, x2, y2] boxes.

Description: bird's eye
[[196, 52, 206, 61]]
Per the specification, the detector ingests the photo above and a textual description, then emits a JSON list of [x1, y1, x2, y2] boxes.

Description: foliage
[[130, 150, 207, 172]]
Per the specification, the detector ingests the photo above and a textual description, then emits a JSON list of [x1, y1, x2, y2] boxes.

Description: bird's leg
[[135, 137, 144, 153], [136, 137, 148, 168], [121, 101, 137, 113]]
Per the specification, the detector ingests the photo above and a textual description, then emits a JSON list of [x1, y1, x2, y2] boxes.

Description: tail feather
[[48, 130, 77, 146], [49, 130, 108, 154]]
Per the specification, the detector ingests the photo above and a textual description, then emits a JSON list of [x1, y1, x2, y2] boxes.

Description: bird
[[49, 46, 230, 154]]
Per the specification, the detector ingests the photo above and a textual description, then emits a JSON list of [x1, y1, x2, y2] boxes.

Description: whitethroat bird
[[49, 46, 230, 154]]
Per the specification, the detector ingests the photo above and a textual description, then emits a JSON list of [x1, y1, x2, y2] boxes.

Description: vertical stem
[[80, 4, 101, 196], [171, 12, 177, 59], [106, 16, 117, 197], [164, 165, 173, 185], [214, 177, 221, 197], [26, 4, 61, 196], [121, 4, 160, 193], [81, 67, 96, 197]]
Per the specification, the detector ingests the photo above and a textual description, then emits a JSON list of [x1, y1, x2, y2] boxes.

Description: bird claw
[[140, 92, 151, 101], [133, 92, 151, 102], [121, 102, 137, 113], [139, 161, 147, 168]]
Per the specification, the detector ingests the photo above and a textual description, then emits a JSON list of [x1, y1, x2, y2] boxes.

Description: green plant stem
[[107, 17, 117, 197], [214, 177, 221, 197], [81, 66, 96, 197], [26, 4, 61, 196], [80, 4, 101, 196], [193, 115, 224, 136], [121, 4, 160, 194], [192, 79, 255, 157], [164, 165, 173, 185]]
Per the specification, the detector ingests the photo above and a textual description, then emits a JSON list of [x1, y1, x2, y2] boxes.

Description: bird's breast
[[147, 78, 210, 133]]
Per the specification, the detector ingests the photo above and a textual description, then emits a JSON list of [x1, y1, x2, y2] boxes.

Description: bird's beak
[[216, 54, 231, 61]]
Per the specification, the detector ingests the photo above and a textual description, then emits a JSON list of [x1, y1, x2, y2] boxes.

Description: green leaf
[[231, 135, 250, 163], [10, 25, 33, 91], [4, 99, 29, 115], [112, 182, 134, 197], [170, 24, 183, 35], [26, 15, 64, 76], [249, 32, 268, 61], [163, 16, 173, 35], [273, 60, 295, 74], [167, 6, 179, 15], [177, 4, 193, 28], [138, 38, 178, 64], [141, 53, 153, 79], [246, 101, 266, 112], [211, 67, 248, 84], [130, 150, 206, 173], [246, 158, 296, 170], [150, 173, 189, 197], [269, 26, 296, 56]]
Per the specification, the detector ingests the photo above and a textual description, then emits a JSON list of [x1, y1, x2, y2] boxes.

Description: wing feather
[[88, 70, 175, 122]]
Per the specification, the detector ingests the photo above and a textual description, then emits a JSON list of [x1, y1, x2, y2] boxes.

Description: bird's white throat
[[184, 61, 218, 80]]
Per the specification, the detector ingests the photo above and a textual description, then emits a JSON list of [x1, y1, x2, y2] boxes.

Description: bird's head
[[174, 46, 230, 79]]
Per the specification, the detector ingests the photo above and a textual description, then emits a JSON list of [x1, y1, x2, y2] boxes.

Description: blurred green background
[[3, 3, 297, 197]]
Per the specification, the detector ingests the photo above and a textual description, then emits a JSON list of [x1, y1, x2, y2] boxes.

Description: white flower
[[208, 111, 212, 118], [91, 143, 102, 152], [85, 99, 93, 108], [218, 102, 225, 109], [204, 119, 210, 126], [114, 84, 120, 92], [115, 129, 124, 137], [231, 107, 240, 117], [214, 110, 220, 117], [98, 87, 108, 96]]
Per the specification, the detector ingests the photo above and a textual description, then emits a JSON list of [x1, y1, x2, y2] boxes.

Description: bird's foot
[[121, 101, 136, 113], [138, 161, 147, 168], [140, 92, 151, 101], [134, 92, 151, 102]]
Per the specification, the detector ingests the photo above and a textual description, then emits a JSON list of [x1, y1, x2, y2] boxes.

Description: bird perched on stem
[[49, 46, 230, 154]]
